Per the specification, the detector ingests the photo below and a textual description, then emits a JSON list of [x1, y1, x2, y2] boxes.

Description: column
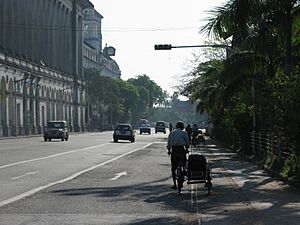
[[18, 0, 25, 57], [35, 85, 41, 134], [29, 0, 34, 61], [66, 9, 72, 74], [78, 15, 83, 78], [36, 0, 43, 63], [71, 2, 77, 75], [28, 83, 35, 134], [58, 4, 64, 71], [23, 84, 29, 135], [12, 0, 19, 55], [53, 1, 59, 70], [46, 90, 50, 122], [5, 1, 12, 52], [62, 6, 68, 73], [42, 0, 48, 65], [47, 1, 54, 67], [0, 1, 4, 49]]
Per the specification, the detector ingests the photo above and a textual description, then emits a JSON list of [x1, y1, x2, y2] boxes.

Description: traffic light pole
[[155, 42, 257, 154], [154, 44, 230, 50]]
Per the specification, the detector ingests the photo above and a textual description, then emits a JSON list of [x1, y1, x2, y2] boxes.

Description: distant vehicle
[[138, 119, 148, 128], [43, 120, 69, 142], [139, 123, 151, 134], [155, 121, 166, 134], [113, 123, 135, 143], [139, 119, 149, 124]]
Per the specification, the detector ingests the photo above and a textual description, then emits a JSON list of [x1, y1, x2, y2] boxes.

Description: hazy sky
[[90, 0, 226, 95]]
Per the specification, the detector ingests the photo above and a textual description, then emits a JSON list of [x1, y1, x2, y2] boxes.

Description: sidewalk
[[0, 134, 41, 140], [0, 131, 106, 140], [202, 137, 300, 225]]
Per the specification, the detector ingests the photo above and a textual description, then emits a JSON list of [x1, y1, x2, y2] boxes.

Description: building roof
[[77, 0, 93, 9]]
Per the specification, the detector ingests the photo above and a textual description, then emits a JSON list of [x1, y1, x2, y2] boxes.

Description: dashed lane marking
[[0, 143, 152, 208]]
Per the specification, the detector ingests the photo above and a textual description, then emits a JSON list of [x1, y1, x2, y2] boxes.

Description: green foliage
[[127, 74, 168, 126], [182, 0, 300, 184], [127, 74, 167, 107], [148, 107, 182, 124], [84, 69, 167, 126], [282, 154, 300, 185], [264, 154, 283, 175]]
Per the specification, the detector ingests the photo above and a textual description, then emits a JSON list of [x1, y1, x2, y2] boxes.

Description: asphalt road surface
[[0, 131, 299, 225]]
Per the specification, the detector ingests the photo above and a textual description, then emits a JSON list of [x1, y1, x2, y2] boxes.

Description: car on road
[[113, 123, 135, 143], [155, 121, 166, 134], [43, 120, 69, 141], [139, 123, 151, 134]]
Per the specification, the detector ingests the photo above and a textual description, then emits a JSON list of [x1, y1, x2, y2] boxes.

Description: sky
[[90, 0, 226, 95]]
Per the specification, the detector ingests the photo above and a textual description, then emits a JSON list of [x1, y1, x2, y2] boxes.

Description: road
[[0, 131, 158, 207], [0, 131, 299, 225]]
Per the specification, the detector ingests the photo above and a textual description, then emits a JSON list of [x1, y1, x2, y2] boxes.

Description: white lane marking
[[10, 171, 39, 180], [0, 143, 152, 208], [109, 171, 127, 181], [0, 143, 110, 169]]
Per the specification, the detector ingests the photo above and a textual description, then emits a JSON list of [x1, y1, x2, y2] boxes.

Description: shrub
[[264, 153, 283, 175], [281, 155, 300, 185]]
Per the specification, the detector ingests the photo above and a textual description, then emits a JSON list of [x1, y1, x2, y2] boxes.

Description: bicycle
[[175, 160, 187, 195]]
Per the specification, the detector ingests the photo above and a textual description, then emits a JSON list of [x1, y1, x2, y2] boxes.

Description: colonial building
[[0, 0, 92, 137], [82, 7, 121, 78], [81, 6, 121, 131]]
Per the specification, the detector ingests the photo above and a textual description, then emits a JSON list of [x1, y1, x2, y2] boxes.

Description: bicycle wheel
[[176, 166, 184, 195]]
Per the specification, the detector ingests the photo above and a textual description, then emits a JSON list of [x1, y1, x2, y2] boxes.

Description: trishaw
[[186, 153, 212, 195], [176, 151, 212, 195]]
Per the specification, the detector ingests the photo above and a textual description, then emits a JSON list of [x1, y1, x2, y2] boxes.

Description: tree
[[182, 0, 300, 183], [128, 74, 167, 108], [84, 69, 167, 128], [127, 74, 167, 125]]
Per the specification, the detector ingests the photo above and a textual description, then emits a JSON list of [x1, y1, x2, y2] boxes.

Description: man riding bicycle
[[167, 121, 190, 189]]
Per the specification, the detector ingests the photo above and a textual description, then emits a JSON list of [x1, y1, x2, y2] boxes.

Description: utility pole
[[154, 44, 230, 50]]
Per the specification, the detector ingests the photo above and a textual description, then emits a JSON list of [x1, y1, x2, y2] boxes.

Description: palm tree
[[181, 59, 226, 124], [199, 0, 300, 127]]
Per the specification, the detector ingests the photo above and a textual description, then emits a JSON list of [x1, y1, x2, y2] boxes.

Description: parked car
[[139, 123, 151, 134], [113, 123, 135, 143], [44, 120, 69, 141], [155, 121, 166, 134]]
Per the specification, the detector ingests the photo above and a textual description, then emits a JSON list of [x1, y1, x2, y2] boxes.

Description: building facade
[[0, 0, 92, 137], [82, 7, 121, 78], [81, 7, 121, 131]]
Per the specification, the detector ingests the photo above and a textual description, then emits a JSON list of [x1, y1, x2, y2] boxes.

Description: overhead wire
[[0, 22, 198, 33]]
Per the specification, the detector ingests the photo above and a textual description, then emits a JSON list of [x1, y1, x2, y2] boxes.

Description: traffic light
[[154, 44, 172, 50]]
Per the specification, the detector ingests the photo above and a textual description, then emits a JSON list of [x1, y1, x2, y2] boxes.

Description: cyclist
[[167, 121, 190, 189], [185, 124, 193, 144], [192, 123, 199, 138], [169, 122, 173, 132]]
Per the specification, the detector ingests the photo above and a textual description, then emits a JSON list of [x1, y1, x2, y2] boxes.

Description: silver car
[[113, 124, 135, 143]]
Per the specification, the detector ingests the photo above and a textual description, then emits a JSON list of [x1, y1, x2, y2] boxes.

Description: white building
[[0, 0, 91, 137], [83, 7, 121, 78]]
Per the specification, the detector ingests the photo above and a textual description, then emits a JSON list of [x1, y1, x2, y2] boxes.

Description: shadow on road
[[124, 217, 187, 225], [1, 138, 299, 225]]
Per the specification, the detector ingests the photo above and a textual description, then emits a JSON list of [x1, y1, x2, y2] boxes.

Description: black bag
[[188, 154, 207, 179]]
